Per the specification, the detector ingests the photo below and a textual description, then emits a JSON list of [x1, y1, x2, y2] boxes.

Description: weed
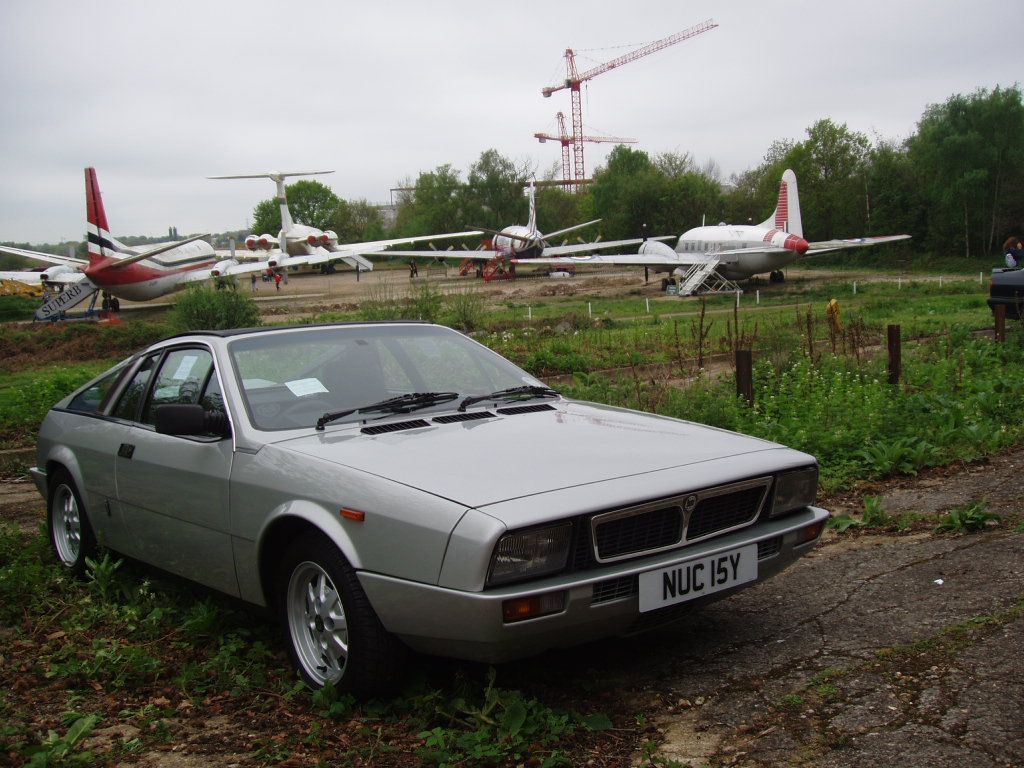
[[936, 501, 1000, 533], [415, 668, 576, 767], [169, 283, 261, 331], [779, 694, 804, 710], [21, 712, 100, 766]]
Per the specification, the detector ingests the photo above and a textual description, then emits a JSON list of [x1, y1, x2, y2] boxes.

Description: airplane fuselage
[[673, 224, 809, 280], [494, 225, 544, 259], [83, 240, 218, 301]]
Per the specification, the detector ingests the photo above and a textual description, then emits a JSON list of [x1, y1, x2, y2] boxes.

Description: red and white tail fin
[[85, 167, 128, 265], [758, 169, 803, 238]]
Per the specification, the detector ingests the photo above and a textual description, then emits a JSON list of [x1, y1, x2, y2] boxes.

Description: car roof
[[161, 320, 431, 342]]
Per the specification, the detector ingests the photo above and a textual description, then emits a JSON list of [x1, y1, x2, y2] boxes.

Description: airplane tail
[[85, 167, 128, 265], [758, 169, 802, 237], [525, 181, 537, 234]]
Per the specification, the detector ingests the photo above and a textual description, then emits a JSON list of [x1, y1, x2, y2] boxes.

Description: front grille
[[360, 419, 430, 435], [758, 537, 782, 559], [687, 484, 767, 541], [594, 506, 682, 560], [592, 575, 638, 604]]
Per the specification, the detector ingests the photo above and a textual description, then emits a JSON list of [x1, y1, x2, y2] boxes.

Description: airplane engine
[[244, 235, 260, 251], [41, 265, 76, 284], [306, 233, 321, 246], [257, 234, 276, 250], [210, 259, 238, 277], [321, 231, 338, 247], [638, 240, 678, 258]]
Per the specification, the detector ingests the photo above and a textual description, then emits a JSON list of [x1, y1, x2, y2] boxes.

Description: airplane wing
[[806, 235, 911, 255], [0, 245, 88, 268], [0, 269, 89, 287], [359, 249, 499, 262], [540, 236, 674, 257]]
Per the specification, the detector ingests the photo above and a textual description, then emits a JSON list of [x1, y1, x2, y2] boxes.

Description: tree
[[329, 199, 386, 243], [250, 180, 341, 235], [393, 164, 467, 237], [908, 86, 1024, 255], [464, 149, 530, 230]]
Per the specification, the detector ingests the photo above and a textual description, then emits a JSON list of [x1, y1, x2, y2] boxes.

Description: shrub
[[169, 284, 261, 332]]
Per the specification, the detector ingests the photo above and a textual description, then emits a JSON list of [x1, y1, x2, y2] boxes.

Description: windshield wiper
[[457, 385, 559, 412], [316, 392, 459, 431]]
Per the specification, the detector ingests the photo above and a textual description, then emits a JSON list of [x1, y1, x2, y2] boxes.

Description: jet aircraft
[[513, 170, 910, 291], [0, 168, 479, 319], [209, 170, 479, 272]]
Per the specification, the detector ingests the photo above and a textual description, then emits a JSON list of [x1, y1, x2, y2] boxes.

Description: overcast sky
[[0, 0, 1018, 243]]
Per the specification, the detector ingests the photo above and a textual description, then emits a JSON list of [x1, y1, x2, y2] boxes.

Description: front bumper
[[30, 467, 47, 498], [359, 505, 828, 663]]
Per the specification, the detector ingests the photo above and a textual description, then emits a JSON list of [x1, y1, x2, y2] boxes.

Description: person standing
[[274, 272, 282, 291]]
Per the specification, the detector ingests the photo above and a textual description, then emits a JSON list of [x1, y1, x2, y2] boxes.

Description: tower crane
[[533, 112, 636, 190], [541, 18, 718, 188]]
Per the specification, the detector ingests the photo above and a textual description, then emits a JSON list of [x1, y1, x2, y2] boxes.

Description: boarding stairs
[[35, 283, 100, 321], [675, 258, 741, 296]]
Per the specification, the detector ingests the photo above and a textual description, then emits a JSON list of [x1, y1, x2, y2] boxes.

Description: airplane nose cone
[[784, 235, 809, 254]]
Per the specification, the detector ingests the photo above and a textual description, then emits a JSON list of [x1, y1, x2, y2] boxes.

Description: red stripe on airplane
[[84, 259, 216, 287]]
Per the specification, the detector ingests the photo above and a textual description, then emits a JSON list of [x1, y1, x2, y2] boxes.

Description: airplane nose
[[784, 235, 809, 254]]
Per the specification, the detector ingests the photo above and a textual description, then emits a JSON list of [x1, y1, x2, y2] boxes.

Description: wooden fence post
[[736, 349, 753, 405], [887, 325, 901, 386], [994, 305, 1006, 343]]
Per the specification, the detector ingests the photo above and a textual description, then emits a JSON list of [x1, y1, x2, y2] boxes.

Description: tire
[[47, 468, 97, 578], [278, 532, 406, 696]]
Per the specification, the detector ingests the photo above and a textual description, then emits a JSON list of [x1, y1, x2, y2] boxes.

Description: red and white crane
[[533, 112, 636, 189], [541, 19, 718, 189]]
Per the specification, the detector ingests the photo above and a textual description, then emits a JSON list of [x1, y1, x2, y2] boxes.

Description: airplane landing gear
[[769, 270, 785, 284]]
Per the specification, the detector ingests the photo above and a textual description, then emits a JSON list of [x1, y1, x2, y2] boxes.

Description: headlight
[[770, 466, 818, 518], [486, 523, 572, 587]]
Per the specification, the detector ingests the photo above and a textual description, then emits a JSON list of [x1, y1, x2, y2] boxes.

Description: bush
[[169, 284, 261, 332]]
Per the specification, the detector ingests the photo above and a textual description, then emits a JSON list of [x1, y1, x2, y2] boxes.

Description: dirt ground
[[2, 442, 1021, 767], [117, 263, 901, 325]]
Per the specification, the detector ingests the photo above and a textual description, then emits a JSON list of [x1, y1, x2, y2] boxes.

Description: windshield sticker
[[171, 355, 199, 381], [285, 378, 329, 397]]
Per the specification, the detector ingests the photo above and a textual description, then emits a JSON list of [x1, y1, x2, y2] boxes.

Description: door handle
[[118, 443, 135, 459]]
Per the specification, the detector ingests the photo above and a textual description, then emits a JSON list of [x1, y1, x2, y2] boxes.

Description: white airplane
[[379, 182, 671, 267], [515, 169, 911, 288], [210, 170, 480, 272], [0, 168, 479, 319]]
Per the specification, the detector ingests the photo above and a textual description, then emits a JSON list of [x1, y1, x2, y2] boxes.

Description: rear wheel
[[279, 532, 406, 696], [47, 469, 97, 578]]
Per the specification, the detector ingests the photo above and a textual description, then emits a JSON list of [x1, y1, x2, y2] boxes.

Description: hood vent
[[360, 419, 430, 435], [433, 411, 495, 424], [497, 403, 557, 415]]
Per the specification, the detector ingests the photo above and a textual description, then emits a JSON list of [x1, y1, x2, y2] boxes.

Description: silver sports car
[[32, 322, 828, 695]]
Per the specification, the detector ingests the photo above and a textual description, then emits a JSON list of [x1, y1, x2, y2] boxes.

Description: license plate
[[639, 544, 757, 612]]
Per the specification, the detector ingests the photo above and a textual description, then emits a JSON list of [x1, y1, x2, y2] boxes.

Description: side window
[[67, 365, 127, 414], [111, 355, 158, 422], [141, 349, 215, 426]]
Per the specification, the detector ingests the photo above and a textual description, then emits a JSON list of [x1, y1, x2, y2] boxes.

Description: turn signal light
[[798, 520, 825, 544], [340, 508, 366, 522], [501, 591, 565, 623]]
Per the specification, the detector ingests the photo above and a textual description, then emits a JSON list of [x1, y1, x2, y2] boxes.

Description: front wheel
[[47, 469, 97, 578], [279, 533, 406, 696]]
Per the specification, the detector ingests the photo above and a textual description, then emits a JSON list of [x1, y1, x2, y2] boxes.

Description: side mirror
[[155, 404, 231, 438]]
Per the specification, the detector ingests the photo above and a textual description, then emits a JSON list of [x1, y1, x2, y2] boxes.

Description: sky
[[0, 0, 1019, 243]]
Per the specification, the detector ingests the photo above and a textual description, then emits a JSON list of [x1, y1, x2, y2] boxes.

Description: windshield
[[228, 324, 544, 430]]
